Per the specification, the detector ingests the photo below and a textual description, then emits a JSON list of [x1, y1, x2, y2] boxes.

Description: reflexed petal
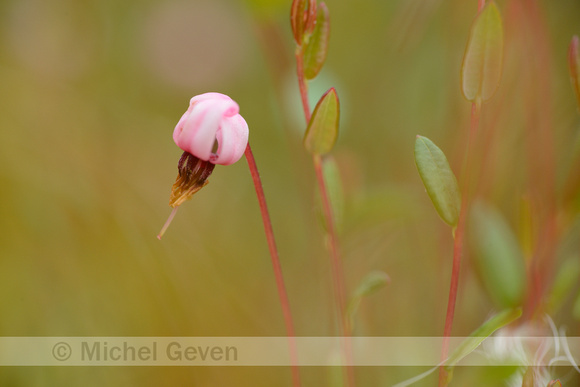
[[212, 114, 249, 165], [172, 92, 248, 165], [174, 98, 239, 160], [172, 109, 191, 145]]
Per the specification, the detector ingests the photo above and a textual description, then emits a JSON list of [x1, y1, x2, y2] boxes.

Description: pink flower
[[158, 93, 249, 239], [173, 92, 249, 165]]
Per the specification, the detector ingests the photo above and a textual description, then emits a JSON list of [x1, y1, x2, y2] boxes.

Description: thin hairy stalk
[[244, 144, 301, 387], [296, 52, 354, 387], [438, 101, 481, 387]]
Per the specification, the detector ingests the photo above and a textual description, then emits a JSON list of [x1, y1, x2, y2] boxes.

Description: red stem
[[313, 154, 350, 332], [244, 144, 301, 387], [438, 101, 481, 387], [296, 49, 354, 387], [478, 0, 485, 12], [296, 49, 312, 123]]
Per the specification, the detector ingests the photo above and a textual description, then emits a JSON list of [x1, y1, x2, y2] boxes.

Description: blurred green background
[[1, 0, 580, 385]]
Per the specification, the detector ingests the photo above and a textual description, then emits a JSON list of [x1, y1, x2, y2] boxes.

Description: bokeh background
[[1, 0, 580, 385]]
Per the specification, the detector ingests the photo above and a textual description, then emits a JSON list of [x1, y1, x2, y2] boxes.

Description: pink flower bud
[[173, 92, 249, 165], [158, 93, 249, 239]]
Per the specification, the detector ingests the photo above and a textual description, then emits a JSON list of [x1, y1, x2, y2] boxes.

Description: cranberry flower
[[157, 93, 299, 384], [158, 92, 249, 239]]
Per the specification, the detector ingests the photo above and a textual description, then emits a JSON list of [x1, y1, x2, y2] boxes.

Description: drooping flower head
[[173, 92, 249, 165], [158, 93, 249, 239]]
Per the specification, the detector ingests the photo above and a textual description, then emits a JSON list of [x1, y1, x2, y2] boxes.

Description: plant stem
[[312, 155, 348, 331], [296, 50, 354, 387], [438, 101, 481, 387], [296, 48, 312, 122], [244, 143, 301, 387], [296, 52, 348, 334], [478, 0, 485, 12]]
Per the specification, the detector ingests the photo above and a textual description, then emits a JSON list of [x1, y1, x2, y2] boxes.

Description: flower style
[[158, 92, 249, 239]]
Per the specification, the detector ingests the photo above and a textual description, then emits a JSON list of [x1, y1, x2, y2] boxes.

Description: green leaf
[[414, 135, 461, 228], [461, 2, 504, 102], [290, 0, 316, 45], [347, 271, 390, 330], [304, 88, 339, 155], [392, 367, 439, 387], [352, 270, 390, 299], [290, 0, 306, 43], [445, 307, 522, 369], [303, 2, 330, 80], [469, 201, 526, 308], [393, 308, 521, 387]]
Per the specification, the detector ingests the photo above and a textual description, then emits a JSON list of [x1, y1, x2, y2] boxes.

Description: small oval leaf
[[414, 135, 461, 228], [394, 309, 522, 386], [469, 201, 526, 308], [445, 307, 522, 369], [461, 2, 504, 102], [304, 88, 339, 155], [290, 0, 306, 43], [353, 270, 390, 300], [290, 0, 316, 45], [568, 36, 580, 111], [348, 270, 390, 328], [303, 2, 330, 80]]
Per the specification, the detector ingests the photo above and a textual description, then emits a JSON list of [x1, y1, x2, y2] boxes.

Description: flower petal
[[172, 109, 192, 145], [190, 92, 233, 104], [172, 92, 248, 165], [174, 98, 239, 160], [212, 114, 249, 165]]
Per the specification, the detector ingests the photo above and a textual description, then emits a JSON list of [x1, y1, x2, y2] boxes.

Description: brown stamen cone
[[169, 152, 215, 207]]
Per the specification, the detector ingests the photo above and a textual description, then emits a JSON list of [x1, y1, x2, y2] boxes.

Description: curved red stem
[[244, 144, 301, 387]]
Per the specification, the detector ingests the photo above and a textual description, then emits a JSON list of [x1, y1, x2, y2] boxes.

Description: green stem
[[438, 101, 481, 387], [244, 144, 301, 387], [296, 50, 354, 387], [312, 154, 348, 325]]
